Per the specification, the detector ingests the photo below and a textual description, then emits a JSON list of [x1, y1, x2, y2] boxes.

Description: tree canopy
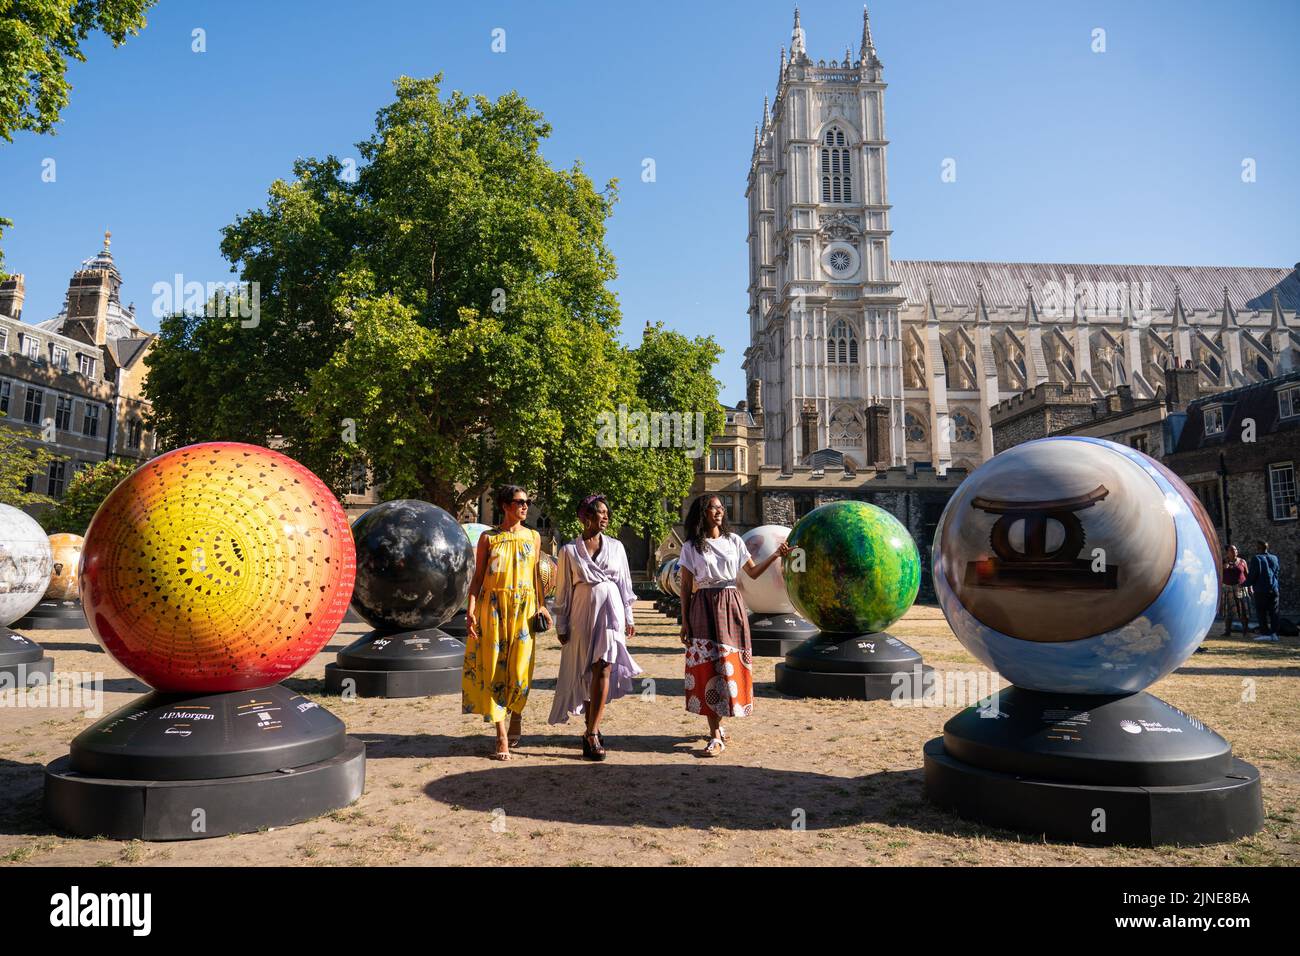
[[145, 76, 725, 545], [0, 0, 157, 142]]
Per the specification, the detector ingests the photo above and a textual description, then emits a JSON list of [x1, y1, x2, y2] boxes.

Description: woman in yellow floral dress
[[462, 485, 552, 759]]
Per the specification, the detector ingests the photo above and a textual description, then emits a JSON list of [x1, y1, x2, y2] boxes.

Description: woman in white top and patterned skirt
[[678, 493, 789, 756]]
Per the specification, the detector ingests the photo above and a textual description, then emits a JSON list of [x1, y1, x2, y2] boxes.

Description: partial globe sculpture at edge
[[0, 504, 53, 626], [932, 436, 1219, 695]]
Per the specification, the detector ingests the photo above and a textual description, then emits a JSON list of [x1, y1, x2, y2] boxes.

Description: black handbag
[[529, 611, 551, 635]]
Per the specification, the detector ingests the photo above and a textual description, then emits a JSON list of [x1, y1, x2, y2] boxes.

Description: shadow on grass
[[420, 760, 1010, 835]]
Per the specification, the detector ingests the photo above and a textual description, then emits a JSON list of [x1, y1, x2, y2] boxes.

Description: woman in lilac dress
[[548, 494, 642, 761]]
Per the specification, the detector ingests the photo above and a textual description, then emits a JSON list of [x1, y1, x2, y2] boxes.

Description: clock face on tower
[[821, 241, 860, 280]]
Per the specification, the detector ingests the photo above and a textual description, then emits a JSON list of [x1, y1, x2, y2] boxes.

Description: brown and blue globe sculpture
[[923, 436, 1259, 847], [932, 436, 1218, 695]]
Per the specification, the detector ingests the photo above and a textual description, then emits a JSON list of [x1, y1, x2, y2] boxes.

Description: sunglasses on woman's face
[[510, 498, 529, 507]]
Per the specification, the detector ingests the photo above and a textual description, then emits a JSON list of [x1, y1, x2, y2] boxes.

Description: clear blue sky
[[1, 0, 1296, 405]]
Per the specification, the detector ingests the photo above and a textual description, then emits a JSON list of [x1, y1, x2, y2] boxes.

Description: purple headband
[[577, 494, 607, 521]]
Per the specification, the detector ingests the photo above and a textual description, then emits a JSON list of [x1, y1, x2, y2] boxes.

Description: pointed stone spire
[[779, 45, 786, 83], [925, 280, 940, 324], [763, 95, 770, 128], [1219, 285, 1238, 329], [754, 124, 761, 152], [975, 281, 990, 324], [1270, 288, 1290, 330], [791, 7, 807, 61], [1023, 281, 1040, 325], [1171, 283, 1188, 328], [860, 5, 879, 63]]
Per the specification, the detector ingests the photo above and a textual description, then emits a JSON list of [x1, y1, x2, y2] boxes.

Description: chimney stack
[[1164, 365, 1202, 411], [0, 274, 24, 320]]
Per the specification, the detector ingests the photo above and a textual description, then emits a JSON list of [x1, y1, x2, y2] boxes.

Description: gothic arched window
[[904, 410, 926, 444], [827, 319, 858, 365], [820, 127, 853, 204], [950, 408, 978, 443], [830, 407, 863, 448]]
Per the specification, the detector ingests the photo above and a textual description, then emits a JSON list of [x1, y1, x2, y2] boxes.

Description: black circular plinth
[[774, 632, 932, 700], [749, 612, 819, 657], [335, 627, 464, 672], [12, 601, 86, 630], [44, 736, 365, 841], [440, 609, 468, 637], [68, 684, 347, 781], [343, 607, 366, 625], [324, 626, 464, 698], [1, 627, 47, 666], [324, 663, 460, 698], [0, 658, 55, 688], [923, 687, 1265, 846]]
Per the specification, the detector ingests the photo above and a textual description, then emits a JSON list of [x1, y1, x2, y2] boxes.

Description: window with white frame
[[1203, 405, 1225, 435], [77, 354, 96, 378], [50, 345, 69, 370], [23, 336, 40, 361], [0, 329, 7, 352], [1278, 385, 1300, 420], [1269, 463, 1298, 521], [82, 403, 100, 437]]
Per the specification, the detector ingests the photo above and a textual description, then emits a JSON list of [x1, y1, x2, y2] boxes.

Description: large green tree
[[0, 0, 156, 142], [0, 424, 57, 508], [145, 76, 724, 544]]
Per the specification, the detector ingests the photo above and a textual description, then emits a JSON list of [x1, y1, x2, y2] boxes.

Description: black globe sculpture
[[325, 500, 472, 698]]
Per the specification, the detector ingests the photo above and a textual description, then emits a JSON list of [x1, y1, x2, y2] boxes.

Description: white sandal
[[702, 736, 726, 757]]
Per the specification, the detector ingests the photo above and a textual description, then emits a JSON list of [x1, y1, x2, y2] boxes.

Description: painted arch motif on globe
[[933, 436, 1219, 695]]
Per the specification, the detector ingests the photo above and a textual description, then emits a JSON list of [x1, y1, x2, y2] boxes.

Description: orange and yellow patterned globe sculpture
[[79, 443, 356, 693]]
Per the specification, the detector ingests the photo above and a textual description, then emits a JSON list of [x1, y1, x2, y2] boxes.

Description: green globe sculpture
[[775, 501, 929, 700], [784, 501, 920, 633]]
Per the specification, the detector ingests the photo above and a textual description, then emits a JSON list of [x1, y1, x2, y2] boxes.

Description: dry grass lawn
[[1, 602, 1296, 867]]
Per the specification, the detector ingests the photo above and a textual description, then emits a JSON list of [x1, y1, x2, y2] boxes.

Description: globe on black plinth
[[42, 442, 365, 841], [13, 532, 87, 631], [923, 437, 1263, 846], [0, 504, 54, 685], [737, 525, 820, 656], [324, 499, 472, 698], [772, 501, 930, 699]]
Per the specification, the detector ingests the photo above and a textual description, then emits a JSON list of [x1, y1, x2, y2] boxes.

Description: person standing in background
[[1221, 545, 1252, 639], [1247, 540, 1281, 643]]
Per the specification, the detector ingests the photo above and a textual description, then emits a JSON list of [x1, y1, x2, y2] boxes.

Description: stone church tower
[[744, 8, 906, 472], [746, 8, 1300, 475]]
